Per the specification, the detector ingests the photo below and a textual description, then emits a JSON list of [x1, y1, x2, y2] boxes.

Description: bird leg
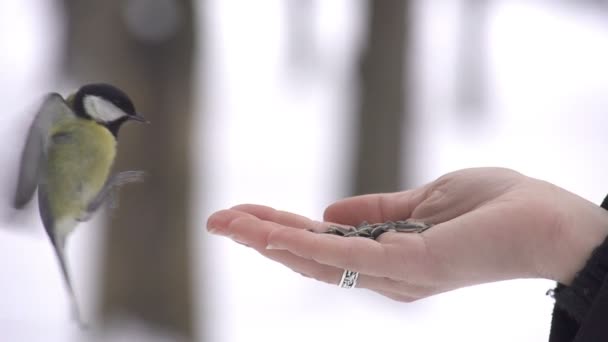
[[80, 170, 146, 221]]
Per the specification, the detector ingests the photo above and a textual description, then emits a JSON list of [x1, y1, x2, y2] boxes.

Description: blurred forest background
[[2, 1, 608, 341]]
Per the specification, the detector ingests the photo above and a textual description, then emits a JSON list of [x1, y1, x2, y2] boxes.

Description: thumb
[[323, 189, 427, 225]]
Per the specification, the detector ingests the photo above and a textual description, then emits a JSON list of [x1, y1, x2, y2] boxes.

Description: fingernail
[[234, 240, 250, 248], [266, 244, 287, 250], [229, 234, 248, 244], [208, 226, 226, 236]]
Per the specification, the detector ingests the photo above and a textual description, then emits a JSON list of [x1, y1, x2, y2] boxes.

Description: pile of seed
[[324, 220, 433, 240]]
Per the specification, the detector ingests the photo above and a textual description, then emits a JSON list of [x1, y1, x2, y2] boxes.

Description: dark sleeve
[[549, 196, 608, 342]]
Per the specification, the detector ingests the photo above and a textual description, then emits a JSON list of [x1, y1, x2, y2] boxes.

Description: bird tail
[[53, 235, 86, 328]]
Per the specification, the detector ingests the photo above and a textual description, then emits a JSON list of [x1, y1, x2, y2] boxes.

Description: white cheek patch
[[83, 95, 127, 122]]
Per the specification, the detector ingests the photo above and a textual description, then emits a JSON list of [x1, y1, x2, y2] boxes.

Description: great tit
[[12, 83, 148, 325]]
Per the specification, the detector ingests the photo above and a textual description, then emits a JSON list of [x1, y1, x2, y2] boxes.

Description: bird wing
[[16, 94, 84, 326], [37, 183, 56, 242], [13, 94, 74, 208]]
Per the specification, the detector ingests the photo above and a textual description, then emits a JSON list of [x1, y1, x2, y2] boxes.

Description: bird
[[12, 83, 148, 325]]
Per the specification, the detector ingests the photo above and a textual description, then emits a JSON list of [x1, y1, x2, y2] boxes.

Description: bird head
[[73, 83, 148, 135]]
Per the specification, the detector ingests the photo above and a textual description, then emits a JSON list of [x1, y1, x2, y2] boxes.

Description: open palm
[[207, 168, 608, 301]]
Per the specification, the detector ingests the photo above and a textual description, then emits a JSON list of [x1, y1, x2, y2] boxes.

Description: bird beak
[[129, 113, 150, 124]]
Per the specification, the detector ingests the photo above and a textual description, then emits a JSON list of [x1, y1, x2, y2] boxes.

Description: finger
[[257, 248, 434, 299], [323, 188, 428, 225], [208, 210, 438, 296], [375, 290, 418, 303], [208, 208, 333, 252], [231, 204, 327, 232], [208, 209, 274, 248], [209, 209, 443, 285], [266, 225, 433, 280], [207, 208, 257, 235], [259, 249, 341, 285]]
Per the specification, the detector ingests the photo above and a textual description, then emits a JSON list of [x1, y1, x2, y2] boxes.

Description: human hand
[[207, 168, 608, 302]]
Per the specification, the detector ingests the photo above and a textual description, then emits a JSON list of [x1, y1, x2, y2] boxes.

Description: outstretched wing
[[13, 94, 73, 208]]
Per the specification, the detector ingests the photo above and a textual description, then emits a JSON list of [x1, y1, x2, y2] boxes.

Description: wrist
[[546, 190, 608, 285]]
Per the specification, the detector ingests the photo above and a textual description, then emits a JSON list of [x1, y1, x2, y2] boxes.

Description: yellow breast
[[45, 117, 117, 222]]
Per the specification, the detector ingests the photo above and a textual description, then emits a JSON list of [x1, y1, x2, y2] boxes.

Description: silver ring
[[338, 269, 359, 289]]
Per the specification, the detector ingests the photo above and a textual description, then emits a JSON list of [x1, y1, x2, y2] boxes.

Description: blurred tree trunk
[[456, 0, 489, 118], [285, 0, 317, 72], [353, 1, 409, 195], [61, 0, 196, 338]]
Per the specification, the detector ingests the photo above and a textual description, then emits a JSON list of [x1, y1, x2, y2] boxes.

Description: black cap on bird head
[[73, 83, 148, 136]]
